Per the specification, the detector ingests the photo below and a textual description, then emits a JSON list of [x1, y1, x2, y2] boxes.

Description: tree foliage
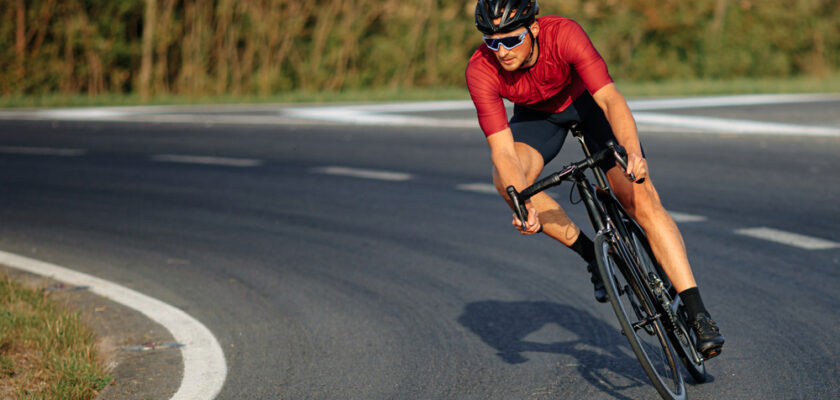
[[1, 0, 837, 97]]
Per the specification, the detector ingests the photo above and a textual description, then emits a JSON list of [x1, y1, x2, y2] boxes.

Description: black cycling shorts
[[509, 91, 643, 173]]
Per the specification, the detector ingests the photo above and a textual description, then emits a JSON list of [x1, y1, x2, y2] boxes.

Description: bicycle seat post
[[569, 122, 610, 190]]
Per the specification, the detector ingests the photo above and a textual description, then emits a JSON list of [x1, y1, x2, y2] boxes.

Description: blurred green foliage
[[1, 0, 837, 98]]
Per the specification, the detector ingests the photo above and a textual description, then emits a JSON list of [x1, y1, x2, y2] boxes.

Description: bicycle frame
[[506, 125, 693, 399]]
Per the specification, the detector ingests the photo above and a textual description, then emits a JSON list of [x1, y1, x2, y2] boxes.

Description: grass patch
[[0, 273, 111, 399], [1, 75, 838, 109], [0, 87, 471, 109]]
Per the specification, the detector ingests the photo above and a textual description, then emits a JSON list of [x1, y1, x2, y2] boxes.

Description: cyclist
[[466, 0, 724, 358]]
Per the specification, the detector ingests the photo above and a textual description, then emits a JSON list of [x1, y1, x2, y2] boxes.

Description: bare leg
[[606, 167, 697, 292]]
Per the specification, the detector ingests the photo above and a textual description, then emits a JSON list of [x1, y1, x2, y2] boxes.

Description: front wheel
[[626, 223, 707, 383], [595, 233, 686, 400]]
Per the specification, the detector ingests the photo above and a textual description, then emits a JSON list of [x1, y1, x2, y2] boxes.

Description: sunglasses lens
[[483, 33, 525, 51]]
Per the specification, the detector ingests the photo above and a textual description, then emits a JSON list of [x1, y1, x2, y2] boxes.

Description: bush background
[[1, 0, 838, 99]]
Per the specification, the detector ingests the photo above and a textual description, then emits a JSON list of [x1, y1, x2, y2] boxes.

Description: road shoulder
[[1, 265, 181, 400]]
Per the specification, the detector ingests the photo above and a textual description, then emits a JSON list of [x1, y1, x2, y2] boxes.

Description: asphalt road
[[1, 99, 839, 399]]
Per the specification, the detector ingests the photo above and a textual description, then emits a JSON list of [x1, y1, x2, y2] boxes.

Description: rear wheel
[[595, 233, 686, 400]]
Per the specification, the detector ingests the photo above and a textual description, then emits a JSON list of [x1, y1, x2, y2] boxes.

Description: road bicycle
[[506, 123, 707, 400]]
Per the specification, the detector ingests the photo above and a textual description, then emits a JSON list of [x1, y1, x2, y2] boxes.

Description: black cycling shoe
[[691, 314, 725, 359], [587, 262, 608, 303]]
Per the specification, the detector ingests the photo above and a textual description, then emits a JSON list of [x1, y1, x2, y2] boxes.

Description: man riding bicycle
[[465, 0, 724, 358]]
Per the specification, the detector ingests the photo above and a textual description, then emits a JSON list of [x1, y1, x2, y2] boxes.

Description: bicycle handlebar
[[507, 141, 642, 230]]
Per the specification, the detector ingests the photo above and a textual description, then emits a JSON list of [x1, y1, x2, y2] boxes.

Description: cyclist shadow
[[458, 300, 656, 399]]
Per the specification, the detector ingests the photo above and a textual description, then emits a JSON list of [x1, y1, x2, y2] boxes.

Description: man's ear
[[531, 20, 540, 36]]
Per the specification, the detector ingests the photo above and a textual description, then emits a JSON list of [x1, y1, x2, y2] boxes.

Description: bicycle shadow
[[457, 300, 654, 399]]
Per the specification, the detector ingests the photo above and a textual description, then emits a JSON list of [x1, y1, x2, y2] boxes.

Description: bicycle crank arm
[[632, 313, 664, 332]]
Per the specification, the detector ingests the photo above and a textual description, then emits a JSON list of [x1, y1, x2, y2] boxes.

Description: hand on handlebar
[[512, 201, 541, 235], [607, 141, 646, 184], [623, 152, 648, 183]]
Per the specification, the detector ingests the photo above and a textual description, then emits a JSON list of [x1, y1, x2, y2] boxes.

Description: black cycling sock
[[569, 233, 595, 263], [680, 287, 709, 321]]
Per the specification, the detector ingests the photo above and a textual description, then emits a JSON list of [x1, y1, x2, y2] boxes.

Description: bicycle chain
[[648, 272, 680, 332]]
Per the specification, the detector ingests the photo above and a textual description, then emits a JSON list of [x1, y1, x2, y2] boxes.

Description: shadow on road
[[458, 300, 654, 399]]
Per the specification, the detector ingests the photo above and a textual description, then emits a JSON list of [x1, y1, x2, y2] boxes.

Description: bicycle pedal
[[701, 346, 723, 361]]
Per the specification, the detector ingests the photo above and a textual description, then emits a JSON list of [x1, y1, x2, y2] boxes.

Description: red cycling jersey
[[466, 16, 613, 137]]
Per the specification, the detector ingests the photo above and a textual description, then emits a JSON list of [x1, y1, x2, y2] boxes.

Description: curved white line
[[0, 250, 227, 400]]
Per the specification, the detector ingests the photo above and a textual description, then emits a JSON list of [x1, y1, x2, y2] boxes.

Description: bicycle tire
[[625, 222, 708, 383], [595, 233, 686, 400]]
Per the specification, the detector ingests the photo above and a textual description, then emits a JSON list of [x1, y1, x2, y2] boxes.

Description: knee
[[628, 193, 667, 224], [619, 186, 666, 223]]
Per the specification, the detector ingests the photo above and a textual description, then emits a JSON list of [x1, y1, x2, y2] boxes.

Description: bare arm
[[487, 128, 541, 234], [592, 83, 647, 181]]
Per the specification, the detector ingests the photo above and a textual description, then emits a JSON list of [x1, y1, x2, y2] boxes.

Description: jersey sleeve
[[558, 20, 613, 95], [466, 55, 509, 137]]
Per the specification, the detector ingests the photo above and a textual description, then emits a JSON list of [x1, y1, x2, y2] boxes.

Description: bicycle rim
[[596, 234, 686, 400], [627, 225, 707, 383]]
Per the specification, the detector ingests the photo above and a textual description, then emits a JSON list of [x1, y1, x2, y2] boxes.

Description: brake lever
[[506, 185, 529, 230], [607, 141, 646, 184]]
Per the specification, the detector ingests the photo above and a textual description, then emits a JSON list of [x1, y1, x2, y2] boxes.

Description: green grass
[[0, 273, 111, 400], [0, 87, 471, 109], [1, 75, 839, 109]]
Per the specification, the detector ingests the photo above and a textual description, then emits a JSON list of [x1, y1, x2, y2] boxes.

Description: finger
[[527, 208, 538, 225], [626, 157, 639, 175], [635, 159, 649, 180]]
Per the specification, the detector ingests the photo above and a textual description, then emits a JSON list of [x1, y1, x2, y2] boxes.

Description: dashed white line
[[152, 154, 263, 167], [456, 182, 568, 200], [313, 166, 413, 181], [457, 183, 499, 194], [669, 211, 708, 223], [0, 250, 227, 400], [735, 227, 840, 250], [0, 146, 87, 156]]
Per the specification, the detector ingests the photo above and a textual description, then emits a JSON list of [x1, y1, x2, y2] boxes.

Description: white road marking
[[287, 107, 476, 128], [41, 109, 127, 119], [152, 154, 263, 167], [314, 166, 412, 181], [0, 250, 227, 400], [669, 212, 708, 223], [457, 183, 499, 194], [317, 100, 475, 113], [633, 112, 840, 137], [735, 227, 840, 250], [0, 146, 87, 156], [456, 182, 566, 200], [1, 94, 838, 136], [628, 93, 840, 111]]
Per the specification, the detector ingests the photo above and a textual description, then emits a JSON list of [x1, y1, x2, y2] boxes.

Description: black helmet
[[475, 0, 539, 35]]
